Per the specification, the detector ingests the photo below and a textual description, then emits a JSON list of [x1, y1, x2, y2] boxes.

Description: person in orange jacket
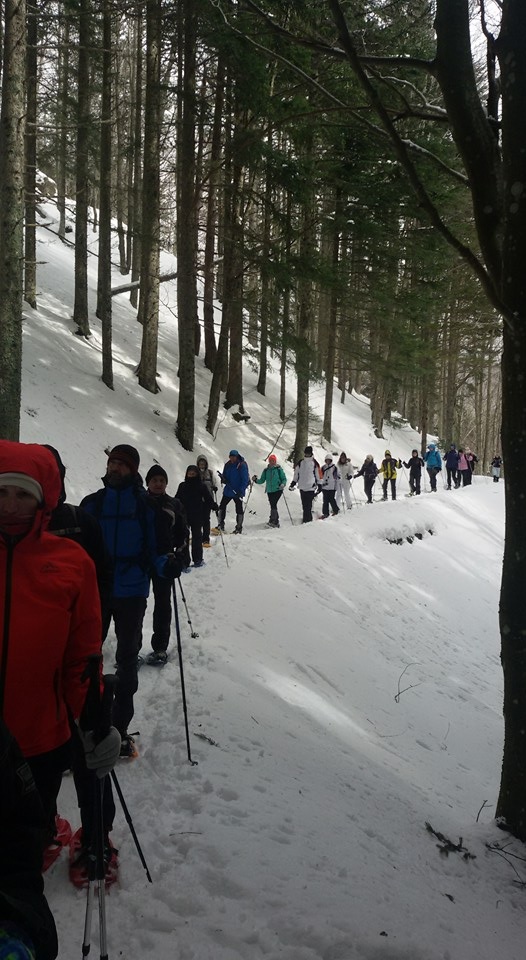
[[0, 441, 117, 868]]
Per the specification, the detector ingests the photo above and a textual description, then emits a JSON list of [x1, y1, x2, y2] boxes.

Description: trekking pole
[[213, 491, 229, 567], [80, 664, 114, 960], [172, 582, 198, 766], [282, 491, 294, 525], [109, 770, 152, 882], [177, 577, 199, 638]]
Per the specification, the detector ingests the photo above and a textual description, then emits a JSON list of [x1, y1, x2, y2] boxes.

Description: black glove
[[213, 504, 219, 514], [316, 486, 322, 495], [217, 471, 223, 481], [213, 485, 218, 493], [164, 554, 184, 579], [252, 474, 258, 483], [289, 482, 296, 490]]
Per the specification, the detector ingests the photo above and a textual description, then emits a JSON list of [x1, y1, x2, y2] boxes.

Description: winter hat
[[0, 472, 43, 504], [145, 464, 168, 485], [107, 444, 140, 473], [268, 454, 277, 464], [304, 446, 313, 456], [365, 454, 373, 462], [385, 449, 391, 456], [229, 449, 239, 457], [412, 449, 418, 456]]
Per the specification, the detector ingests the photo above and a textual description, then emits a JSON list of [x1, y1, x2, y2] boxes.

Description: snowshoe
[[202, 540, 212, 548], [69, 827, 119, 889], [210, 527, 223, 536], [43, 815, 72, 872], [193, 560, 206, 567], [145, 650, 168, 666]]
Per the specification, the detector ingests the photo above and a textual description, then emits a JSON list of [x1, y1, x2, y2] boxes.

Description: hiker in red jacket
[[0, 441, 118, 868]]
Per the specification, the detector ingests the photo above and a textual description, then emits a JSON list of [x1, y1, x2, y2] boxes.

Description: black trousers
[[446, 467, 457, 489], [27, 741, 72, 846], [218, 495, 243, 530], [70, 723, 115, 845], [409, 472, 421, 494], [321, 490, 339, 517], [300, 489, 315, 522], [150, 572, 172, 652], [382, 478, 396, 500], [189, 521, 204, 564], [103, 596, 147, 736], [364, 477, 375, 503], [267, 489, 283, 523], [427, 467, 440, 491]]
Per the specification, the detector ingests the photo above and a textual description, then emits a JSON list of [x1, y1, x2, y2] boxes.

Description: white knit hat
[[0, 472, 44, 503]]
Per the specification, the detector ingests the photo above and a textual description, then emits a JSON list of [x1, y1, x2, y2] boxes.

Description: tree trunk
[[0, 0, 26, 440], [73, 0, 91, 337], [24, 1, 37, 309], [97, 0, 113, 389], [136, 0, 161, 393], [202, 56, 224, 371], [129, 10, 142, 309], [175, 0, 198, 450]]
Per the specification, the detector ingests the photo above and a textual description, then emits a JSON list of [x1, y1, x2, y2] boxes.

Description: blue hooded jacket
[[220, 455, 250, 498], [424, 444, 442, 470]]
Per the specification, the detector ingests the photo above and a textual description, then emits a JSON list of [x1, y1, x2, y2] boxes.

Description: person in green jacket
[[252, 455, 287, 528]]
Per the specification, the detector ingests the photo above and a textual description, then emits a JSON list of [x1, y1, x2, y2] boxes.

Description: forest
[[1, 1, 526, 839]]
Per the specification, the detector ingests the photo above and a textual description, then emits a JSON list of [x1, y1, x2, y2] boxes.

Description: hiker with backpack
[[145, 464, 189, 663], [319, 455, 341, 518], [252, 454, 287, 527], [444, 444, 460, 489], [289, 446, 322, 523], [378, 450, 402, 501], [80, 444, 183, 759], [354, 455, 378, 504], [336, 452, 353, 509], [216, 450, 250, 534], [423, 443, 442, 491], [196, 455, 218, 547], [403, 450, 424, 496], [0, 441, 119, 882], [175, 465, 218, 565]]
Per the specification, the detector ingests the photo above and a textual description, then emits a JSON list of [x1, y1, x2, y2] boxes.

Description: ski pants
[[460, 469, 472, 486], [322, 490, 339, 517], [300, 489, 315, 523], [382, 478, 397, 500], [364, 477, 375, 503], [409, 472, 421, 495], [27, 740, 72, 847], [218, 495, 244, 531], [267, 489, 283, 524], [427, 466, 440, 491], [337, 477, 353, 509], [446, 467, 457, 489], [189, 520, 204, 565], [103, 596, 147, 736], [150, 571, 172, 653]]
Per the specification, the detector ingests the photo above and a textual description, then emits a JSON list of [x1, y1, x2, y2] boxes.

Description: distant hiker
[[0, 717, 58, 960], [319, 455, 340, 518], [289, 445, 322, 523], [217, 450, 250, 534], [456, 448, 472, 487], [0, 442, 118, 876], [145, 464, 189, 663], [81, 444, 183, 758], [444, 444, 460, 490], [196, 455, 217, 546], [423, 443, 442, 492], [378, 450, 402, 501], [354, 455, 378, 504], [175, 465, 218, 565], [252, 454, 287, 527], [403, 450, 424, 496], [336, 452, 353, 509], [491, 455, 502, 482]]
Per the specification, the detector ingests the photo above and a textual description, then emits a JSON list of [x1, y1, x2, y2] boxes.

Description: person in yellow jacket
[[378, 450, 402, 501]]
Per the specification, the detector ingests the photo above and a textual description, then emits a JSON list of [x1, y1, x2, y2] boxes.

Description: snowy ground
[[17, 203, 524, 960]]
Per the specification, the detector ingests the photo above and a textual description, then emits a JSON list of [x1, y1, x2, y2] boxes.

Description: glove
[[279, 483, 285, 490], [213, 485, 218, 493], [217, 471, 223, 480], [163, 554, 184, 579], [80, 726, 121, 779], [346, 474, 352, 480], [252, 474, 258, 483], [316, 486, 323, 495], [289, 482, 296, 491], [212, 504, 219, 514]]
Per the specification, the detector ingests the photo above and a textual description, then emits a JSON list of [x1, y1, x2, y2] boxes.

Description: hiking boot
[[146, 650, 168, 666], [193, 560, 205, 568]]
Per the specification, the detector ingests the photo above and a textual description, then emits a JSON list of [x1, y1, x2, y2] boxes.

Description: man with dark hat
[[144, 464, 188, 665], [81, 445, 182, 756], [216, 450, 250, 534]]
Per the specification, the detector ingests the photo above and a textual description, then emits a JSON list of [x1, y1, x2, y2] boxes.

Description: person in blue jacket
[[423, 442, 442, 492], [81, 444, 182, 757], [216, 450, 250, 534]]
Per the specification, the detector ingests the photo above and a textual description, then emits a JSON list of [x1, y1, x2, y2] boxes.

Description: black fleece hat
[[145, 464, 168, 485], [304, 445, 313, 456], [107, 444, 140, 474]]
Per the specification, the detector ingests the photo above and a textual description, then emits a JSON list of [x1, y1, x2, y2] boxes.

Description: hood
[[0, 441, 61, 530], [42, 444, 67, 504], [196, 456, 209, 470]]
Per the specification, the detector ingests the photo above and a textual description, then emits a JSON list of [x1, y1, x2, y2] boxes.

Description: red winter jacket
[[0, 442, 102, 758]]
